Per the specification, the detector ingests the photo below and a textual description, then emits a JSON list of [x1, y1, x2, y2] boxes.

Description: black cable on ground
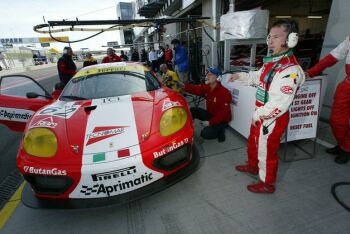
[[331, 182, 350, 212]]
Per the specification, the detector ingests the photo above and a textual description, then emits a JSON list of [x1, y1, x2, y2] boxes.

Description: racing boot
[[217, 131, 226, 143], [334, 149, 350, 164], [247, 180, 275, 193], [325, 145, 341, 155], [235, 164, 259, 175]]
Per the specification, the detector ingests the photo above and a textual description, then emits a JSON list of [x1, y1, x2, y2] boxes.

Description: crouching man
[[182, 67, 232, 142]]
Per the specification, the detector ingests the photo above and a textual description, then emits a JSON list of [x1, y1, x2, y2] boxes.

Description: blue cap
[[207, 67, 222, 77]]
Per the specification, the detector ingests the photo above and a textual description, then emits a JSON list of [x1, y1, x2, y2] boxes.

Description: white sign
[[221, 74, 327, 140], [107, 41, 119, 47], [287, 79, 321, 142]]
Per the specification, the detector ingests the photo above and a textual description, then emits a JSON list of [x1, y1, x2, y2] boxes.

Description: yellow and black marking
[[74, 65, 147, 79], [0, 182, 25, 230]]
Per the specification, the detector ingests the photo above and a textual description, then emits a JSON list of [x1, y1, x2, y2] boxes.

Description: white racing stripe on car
[[69, 95, 163, 199]]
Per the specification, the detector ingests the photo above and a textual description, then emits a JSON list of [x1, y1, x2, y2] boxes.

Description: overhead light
[[307, 16, 323, 19], [275, 16, 292, 18]]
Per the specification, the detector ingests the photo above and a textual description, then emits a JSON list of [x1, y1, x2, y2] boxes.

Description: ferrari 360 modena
[[0, 62, 199, 208]]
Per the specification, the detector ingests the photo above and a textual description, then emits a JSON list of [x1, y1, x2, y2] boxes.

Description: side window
[[0, 75, 47, 99]]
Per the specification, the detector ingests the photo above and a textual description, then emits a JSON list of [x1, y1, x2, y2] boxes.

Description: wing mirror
[[26, 92, 53, 99]]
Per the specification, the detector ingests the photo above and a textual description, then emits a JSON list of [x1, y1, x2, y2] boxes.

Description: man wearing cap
[[183, 67, 232, 142], [57, 47, 77, 85]]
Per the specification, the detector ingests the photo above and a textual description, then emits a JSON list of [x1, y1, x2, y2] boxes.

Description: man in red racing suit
[[184, 67, 232, 142], [229, 20, 305, 193], [306, 36, 350, 164]]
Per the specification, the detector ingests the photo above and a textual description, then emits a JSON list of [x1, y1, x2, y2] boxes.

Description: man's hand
[[228, 73, 239, 82], [200, 121, 209, 127]]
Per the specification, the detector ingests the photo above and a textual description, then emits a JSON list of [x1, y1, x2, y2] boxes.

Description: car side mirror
[[26, 92, 53, 99]]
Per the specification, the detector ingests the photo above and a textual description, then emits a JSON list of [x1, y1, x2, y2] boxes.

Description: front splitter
[[21, 144, 200, 209]]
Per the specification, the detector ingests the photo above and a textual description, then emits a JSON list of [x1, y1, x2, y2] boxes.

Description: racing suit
[[236, 50, 305, 184], [101, 54, 122, 63], [307, 36, 350, 153], [184, 82, 232, 140], [57, 54, 77, 85]]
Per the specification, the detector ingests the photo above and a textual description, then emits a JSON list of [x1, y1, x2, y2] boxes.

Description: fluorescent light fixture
[[275, 16, 292, 18], [307, 16, 323, 19]]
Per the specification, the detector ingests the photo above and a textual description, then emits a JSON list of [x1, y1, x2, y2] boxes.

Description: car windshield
[[60, 70, 160, 100]]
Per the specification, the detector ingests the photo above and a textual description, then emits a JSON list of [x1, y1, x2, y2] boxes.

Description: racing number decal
[[38, 104, 80, 119]]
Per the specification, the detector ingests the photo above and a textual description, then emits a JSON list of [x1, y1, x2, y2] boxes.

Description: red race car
[[0, 62, 199, 208]]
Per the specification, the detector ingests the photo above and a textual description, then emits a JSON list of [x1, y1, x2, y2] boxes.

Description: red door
[[0, 75, 54, 132]]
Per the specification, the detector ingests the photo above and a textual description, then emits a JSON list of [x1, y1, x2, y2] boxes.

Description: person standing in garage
[[306, 35, 350, 164], [57, 47, 77, 85], [229, 20, 305, 193]]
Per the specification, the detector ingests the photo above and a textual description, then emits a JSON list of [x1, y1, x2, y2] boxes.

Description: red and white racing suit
[[236, 50, 305, 184], [307, 36, 350, 153]]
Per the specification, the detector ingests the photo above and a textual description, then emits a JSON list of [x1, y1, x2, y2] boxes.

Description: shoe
[[217, 132, 226, 143], [326, 145, 341, 155], [235, 164, 259, 175], [334, 154, 349, 164], [247, 181, 275, 193]]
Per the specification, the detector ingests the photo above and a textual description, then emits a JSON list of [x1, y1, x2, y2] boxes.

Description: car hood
[[64, 93, 155, 159]]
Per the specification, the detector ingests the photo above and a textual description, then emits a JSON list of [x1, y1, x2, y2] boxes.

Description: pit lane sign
[[287, 79, 321, 142]]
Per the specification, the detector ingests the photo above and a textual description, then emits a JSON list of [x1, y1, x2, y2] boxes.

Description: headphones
[[267, 19, 299, 49]]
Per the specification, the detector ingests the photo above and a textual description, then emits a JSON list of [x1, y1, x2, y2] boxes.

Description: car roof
[[74, 62, 149, 79]]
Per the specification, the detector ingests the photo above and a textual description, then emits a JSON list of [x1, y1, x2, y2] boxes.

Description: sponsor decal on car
[[86, 126, 129, 145], [91, 166, 136, 182], [80, 172, 153, 196], [153, 138, 189, 159], [162, 99, 182, 112], [280, 85, 294, 94], [38, 104, 81, 119], [101, 97, 118, 104], [30, 116, 57, 128], [117, 148, 130, 158], [23, 166, 67, 176], [0, 107, 34, 122], [93, 153, 106, 163]]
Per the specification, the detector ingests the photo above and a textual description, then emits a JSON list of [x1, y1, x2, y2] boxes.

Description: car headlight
[[160, 107, 187, 136], [23, 128, 58, 157]]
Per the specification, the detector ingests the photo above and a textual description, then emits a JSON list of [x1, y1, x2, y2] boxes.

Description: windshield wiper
[[60, 95, 87, 100]]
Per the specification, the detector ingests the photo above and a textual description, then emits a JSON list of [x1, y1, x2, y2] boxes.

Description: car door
[[0, 75, 54, 132]]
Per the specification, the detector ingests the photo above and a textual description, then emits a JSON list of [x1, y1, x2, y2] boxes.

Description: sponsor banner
[[39, 36, 69, 43], [30, 116, 57, 128], [287, 79, 320, 142], [153, 138, 189, 159], [37, 104, 80, 119], [0, 37, 39, 44], [0, 107, 34, 122], [23, 166, 67, 176], [162, 99, 182, 112]]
